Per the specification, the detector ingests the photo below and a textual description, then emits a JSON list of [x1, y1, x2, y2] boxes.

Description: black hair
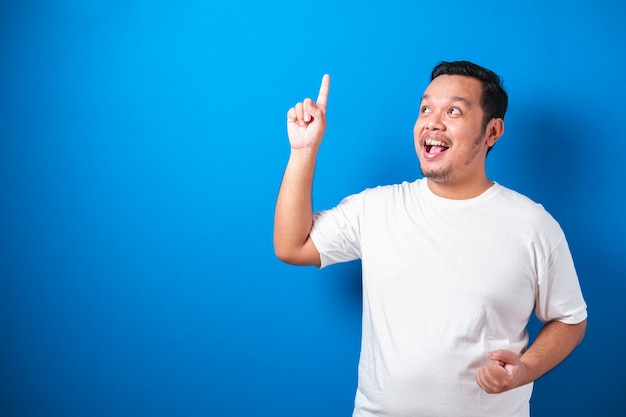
[[431, 60, 508, 131]]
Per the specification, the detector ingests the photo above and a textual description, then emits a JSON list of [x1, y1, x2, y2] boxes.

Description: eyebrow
[[421, 94, 472, 106]]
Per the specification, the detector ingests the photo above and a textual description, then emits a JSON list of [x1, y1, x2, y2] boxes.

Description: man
[[274, 61, 587, 417]]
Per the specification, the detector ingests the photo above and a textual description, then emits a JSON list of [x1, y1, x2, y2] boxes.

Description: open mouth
[[424, 138, 450, 155]]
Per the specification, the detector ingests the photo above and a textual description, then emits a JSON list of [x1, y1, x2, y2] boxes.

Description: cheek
[[413, 120, 423, 140], [413, 130, 422, 150]]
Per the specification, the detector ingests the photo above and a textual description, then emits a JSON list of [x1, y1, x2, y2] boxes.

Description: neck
[[426, 177, 494, 200]]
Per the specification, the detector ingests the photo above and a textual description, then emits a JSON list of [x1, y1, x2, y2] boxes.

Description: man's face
[[413, 75, 493, 188]]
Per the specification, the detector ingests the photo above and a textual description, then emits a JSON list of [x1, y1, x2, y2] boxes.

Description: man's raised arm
[[273, 75, 330, 266]]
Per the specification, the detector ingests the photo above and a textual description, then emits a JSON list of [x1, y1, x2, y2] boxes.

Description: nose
[[423, 112, 444, 131]]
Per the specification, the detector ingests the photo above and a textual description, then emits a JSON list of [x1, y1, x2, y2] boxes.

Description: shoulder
[[326, 180, 423, 219], [492, 184, 549, 213], [490, 183, 563, 235]]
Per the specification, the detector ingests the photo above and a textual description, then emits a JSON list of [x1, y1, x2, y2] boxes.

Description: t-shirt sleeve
[[309, 193, 363, 269], [534, 235, 588, 325]]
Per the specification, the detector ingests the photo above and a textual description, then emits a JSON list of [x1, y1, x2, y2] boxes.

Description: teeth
[[425, 139, 449, 147]]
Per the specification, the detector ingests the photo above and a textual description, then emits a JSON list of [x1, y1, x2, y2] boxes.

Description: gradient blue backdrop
[[1, 1, 625, 416]]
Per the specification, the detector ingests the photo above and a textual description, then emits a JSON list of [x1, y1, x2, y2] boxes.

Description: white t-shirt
[[310, 179, 587, 417]]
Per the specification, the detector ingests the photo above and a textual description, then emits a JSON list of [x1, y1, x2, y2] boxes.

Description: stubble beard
[[421, 165, 453, 183], [420, 131, 486, 184]]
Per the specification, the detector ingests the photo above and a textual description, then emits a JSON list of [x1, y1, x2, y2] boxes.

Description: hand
[[286, 74, 330, 150], [476, 350, 529, 394]]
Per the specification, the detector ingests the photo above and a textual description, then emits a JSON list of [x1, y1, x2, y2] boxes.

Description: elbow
[[273, 245, 294, 264], [273, 241, 301, 265], [273, 246, 309, 266], [273, 239, 320, 267]]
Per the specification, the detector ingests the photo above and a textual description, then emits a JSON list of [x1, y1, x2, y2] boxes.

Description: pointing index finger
[[316, 74, 330, 107]]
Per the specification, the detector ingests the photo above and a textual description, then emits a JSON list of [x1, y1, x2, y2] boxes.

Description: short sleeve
[[309, 193, 364, 268], [535, 236, 588, 325]]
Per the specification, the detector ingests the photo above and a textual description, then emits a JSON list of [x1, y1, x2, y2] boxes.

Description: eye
[[421, 106, 432, 114], [448, 107, 462, 115]]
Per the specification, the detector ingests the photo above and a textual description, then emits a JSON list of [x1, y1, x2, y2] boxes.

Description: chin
[[421, 168, 452, 183]]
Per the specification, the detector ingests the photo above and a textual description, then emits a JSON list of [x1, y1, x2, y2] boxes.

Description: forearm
[[273, 148, 319, 265], [519, 319, 587, 385]]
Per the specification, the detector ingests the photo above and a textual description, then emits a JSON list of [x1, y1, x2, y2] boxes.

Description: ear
[[485, 118, 504, 148]]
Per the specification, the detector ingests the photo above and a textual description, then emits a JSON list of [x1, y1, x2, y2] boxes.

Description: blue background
[[1, 1, 625, 416]]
